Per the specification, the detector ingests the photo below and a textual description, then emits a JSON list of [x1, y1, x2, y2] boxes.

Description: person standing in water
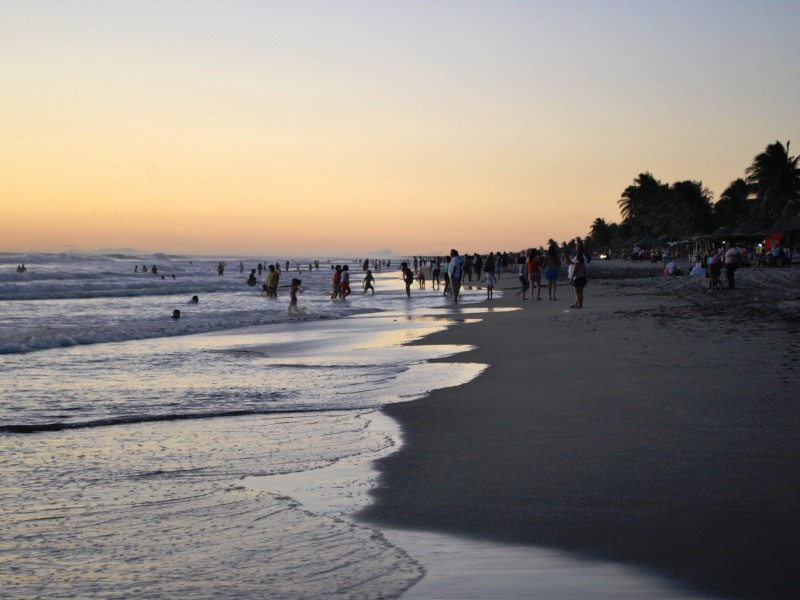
[[288, 278, 303, 314], [448, 249, 465, 303], [400, 262, 414, 298], [363, 270, 375, 295], [484, 266, 495, 300], [431, 258, 441, 290], [340, 265, 352, 299], [266, 264, 279, 297], [331, 265, 342, 300]]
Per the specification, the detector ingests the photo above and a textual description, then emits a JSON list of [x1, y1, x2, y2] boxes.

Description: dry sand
[[360, 261, 800, 599]]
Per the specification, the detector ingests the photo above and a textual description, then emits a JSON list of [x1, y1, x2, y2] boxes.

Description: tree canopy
[[745, 140, 800, 226], [615, 173, 713, 240], [585, 140, 800, 249]]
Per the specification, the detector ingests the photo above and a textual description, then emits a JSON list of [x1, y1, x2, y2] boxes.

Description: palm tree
[[745, 140, 800, 225], [714, 178, 755, 228], [618, 172, 669, 237], [668, 181, 715, 238], [587, 218, 611, 247]]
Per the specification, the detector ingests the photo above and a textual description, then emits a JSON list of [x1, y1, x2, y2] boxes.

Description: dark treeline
[[584, 140, 800, 250]]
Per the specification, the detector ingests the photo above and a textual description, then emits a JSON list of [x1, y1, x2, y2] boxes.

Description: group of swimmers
[[172, 295, 200, 319], [134, 264, 178, 280], [135, 264, 177, 279], [134, 264, 161, 274]]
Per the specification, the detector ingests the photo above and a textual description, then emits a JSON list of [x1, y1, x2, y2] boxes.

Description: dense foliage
[[585, 141, 800, 249]]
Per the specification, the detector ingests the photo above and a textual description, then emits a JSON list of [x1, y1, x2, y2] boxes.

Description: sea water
[[0, 252, 489, 599], [0, 253, 464, 355]]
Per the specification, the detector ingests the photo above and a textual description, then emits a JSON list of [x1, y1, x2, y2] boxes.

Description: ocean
[[0, 252, 490, 599]]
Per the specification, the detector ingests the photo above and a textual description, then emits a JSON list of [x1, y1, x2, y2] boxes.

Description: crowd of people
[[513, 244, 589, 308], [384, 245, 591, 307], [165, 240, 610, 319], [230, 244, 594, 313], [155, 238, 795, 319], [752, 243, 793, 269], [670, 241, 795, 292]]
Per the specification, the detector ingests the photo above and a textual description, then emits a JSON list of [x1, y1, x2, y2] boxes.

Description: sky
[[2, 0, 799, 257]]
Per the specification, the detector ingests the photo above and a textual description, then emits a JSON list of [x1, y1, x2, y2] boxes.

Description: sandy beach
[[361, 261, 800, 599]]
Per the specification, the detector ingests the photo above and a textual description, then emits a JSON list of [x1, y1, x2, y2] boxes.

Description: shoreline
[[360, 262, 800, 599], [3, 306, 487, 600], [259, 409, 702, 599]]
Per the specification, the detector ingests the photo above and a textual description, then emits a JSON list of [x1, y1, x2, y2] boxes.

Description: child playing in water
[[400, 262, 414, 298], [363, 270, 375, 295], [288, 278, 303, 314], [484, 266, 495, 300]]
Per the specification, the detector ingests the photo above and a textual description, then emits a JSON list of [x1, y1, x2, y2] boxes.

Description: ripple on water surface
[[2, 412, 424, 599]]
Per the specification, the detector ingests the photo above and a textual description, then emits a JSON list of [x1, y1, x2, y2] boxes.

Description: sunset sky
[[3, 1, 799, 257]]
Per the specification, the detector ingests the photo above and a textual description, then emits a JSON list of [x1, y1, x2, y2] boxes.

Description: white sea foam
[[1, 253, 487, 354], [0, 252, 512, 599], [1, 304, 487, 599], [2, 411, 425, 599]]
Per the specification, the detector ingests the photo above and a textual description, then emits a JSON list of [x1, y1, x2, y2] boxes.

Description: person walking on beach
[[363, 269, 375, 295], [770, 243, 781, 267], [516, 255, 530, 299], [486, 252, 500, 279], [400, 262, 414, 298], [569, 246, 587, 308], [525, 249, 542, 301], [724, 243, 741, 290], [753, 245, 765, 270], [708, 247, 723, 291], [544, 243, 561, 300], [448, 249, 465, 303], [442, 256, 452, 295]]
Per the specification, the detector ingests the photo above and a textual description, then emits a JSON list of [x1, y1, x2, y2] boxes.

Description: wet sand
[[361, 262, 800, 599]]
